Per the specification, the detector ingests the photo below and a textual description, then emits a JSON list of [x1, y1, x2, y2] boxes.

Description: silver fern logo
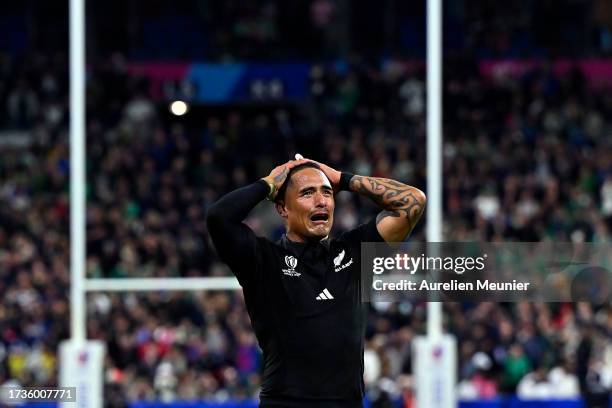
[[334, 249, 354, 272], [282, 256, 300, 277], [334, 250, 345, 266]]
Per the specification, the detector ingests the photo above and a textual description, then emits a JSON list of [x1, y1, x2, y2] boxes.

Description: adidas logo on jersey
[[316, 288, 334, 300]]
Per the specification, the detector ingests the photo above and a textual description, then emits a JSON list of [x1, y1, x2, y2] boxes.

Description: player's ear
[[275, 201, 288, 219]]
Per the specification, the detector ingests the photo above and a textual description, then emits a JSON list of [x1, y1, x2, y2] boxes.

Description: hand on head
[[263, 155, 342, 200], [263, 158, 309, 200]]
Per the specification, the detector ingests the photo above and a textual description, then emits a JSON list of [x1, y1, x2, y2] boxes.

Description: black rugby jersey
[[207, 180, 384, 407]]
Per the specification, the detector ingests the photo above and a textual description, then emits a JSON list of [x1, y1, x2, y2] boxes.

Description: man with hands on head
[[206, 155, 426, 408]]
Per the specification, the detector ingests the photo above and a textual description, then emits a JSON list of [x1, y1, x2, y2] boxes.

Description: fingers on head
[[288, 158, 306, 168]]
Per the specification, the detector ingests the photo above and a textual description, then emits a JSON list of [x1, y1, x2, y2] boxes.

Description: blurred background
[[0, 0, 611, 407]]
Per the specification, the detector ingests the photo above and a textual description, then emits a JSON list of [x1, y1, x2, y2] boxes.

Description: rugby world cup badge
[[282, 255, 301, 277]]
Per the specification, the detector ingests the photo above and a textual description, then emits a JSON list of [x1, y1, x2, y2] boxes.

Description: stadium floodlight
[[170, 100, 189, 116]]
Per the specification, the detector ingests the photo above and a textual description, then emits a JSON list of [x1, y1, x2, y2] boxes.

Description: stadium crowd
[[91, 0, 612, 59], [4, 0, 612, 60], [0, 51, 611, 407]]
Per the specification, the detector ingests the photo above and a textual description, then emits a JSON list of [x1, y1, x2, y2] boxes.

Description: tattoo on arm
[[349, 175, 426, 231]]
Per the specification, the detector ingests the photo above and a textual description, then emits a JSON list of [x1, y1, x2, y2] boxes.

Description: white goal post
[[64, 1, 244, 407]]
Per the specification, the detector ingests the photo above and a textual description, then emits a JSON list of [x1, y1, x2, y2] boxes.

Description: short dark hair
[[274, 162, 323, 203]]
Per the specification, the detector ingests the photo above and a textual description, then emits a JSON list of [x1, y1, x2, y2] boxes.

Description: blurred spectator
[[457, 352, 498, 399], [517, 367, 553, 400], [7, 78, 39, 129], [548, 364, 580, 399], [503, 344, 532, 392]]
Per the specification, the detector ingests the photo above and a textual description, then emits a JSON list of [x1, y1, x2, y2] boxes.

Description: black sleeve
[[206, 180, 270, 286]]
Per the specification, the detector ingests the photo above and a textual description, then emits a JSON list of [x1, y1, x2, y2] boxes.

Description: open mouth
[[310, 212, 329, 224]]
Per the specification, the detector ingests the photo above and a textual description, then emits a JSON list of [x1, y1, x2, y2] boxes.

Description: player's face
[[282, 167, 335, 242]]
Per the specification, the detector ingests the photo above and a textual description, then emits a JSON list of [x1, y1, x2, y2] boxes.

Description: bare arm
[[348, 175, 426, 242]]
